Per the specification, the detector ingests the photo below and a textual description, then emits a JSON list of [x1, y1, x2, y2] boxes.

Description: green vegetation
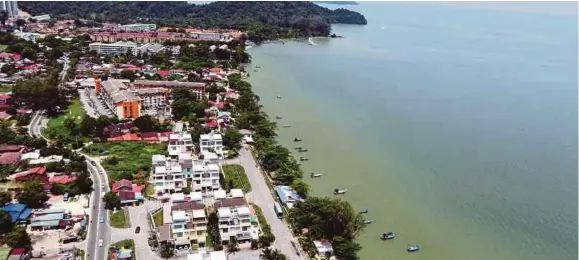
[[76, 249, 85, 260], [252, 204, 275, 248], [0, 247, 9, 260], [83, 142, 166, 182], [0, 85, 12, 93], [44, 99, 87, 146], [221, 164, 251, 193], [20, 2, 366, 42], [103, 191, 121, 210], [16, 181, 49, 209], [152, 211, 163, 227], [110, 210, 130, 228]]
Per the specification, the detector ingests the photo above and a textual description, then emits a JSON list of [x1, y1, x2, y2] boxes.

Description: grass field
[[44, 99, 86, 144], [0, 85, 12, 93], [152, 210, 163, 227], [222, 164, 251, 193], [110, 209, 130, 228], [83, 142, 166, 181]]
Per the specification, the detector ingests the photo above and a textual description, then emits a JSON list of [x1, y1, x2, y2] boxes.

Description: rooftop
[[213, 198, 247, 209]]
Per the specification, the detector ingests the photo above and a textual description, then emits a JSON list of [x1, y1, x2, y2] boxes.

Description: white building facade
[[89, 41, 138, 56], [119, 23, 157, 32], [199, 133, 223, 158], [214, 198, 259, 244], [1, 1, 18, 18]]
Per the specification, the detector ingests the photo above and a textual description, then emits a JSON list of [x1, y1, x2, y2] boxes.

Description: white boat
[[364, 220, 374, 225], [407, 245, 421, 252], [277, 95, 282, 99], [282, 125, 291, 128], [334, 188, 347, 195], [310, 173, 322, 178]]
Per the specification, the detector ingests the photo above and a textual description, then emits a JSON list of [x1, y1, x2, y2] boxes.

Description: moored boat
[[276, 116, 283, 119], [310, 173, 322, 178], [294, 138, 302, 142], [334, 188, 347, 195], [277, 95, 282, 98], [364, 220, 373, 224], [295, 146, 302, 150], [299, 148, 308, 152], [359, 209, 368, 214], [282, 125, 290, 128], [380, 232, 395, 240], [299, 157, 308, 161], [407, 245, 420, 252]]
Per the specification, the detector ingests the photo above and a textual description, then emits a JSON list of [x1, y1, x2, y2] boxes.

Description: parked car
[[99, 217, 105, 223], [135, 226, 141, 233], [98, 239, 103, 247]]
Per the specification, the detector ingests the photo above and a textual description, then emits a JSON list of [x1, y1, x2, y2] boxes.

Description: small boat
[[359, 209, 368, 214], [254, 70, 258, 72], [299, 148, 308, 152], [282, 125, 290, 128], [295, 146, 302, 150], [256, 65, 261, 69], [310, 173, 322, 178], [380, 232, 395, 240], [407, 245, 420, 252], [334, 188, 347, 195], [277, 95, 282, 99], [299, 157, 308, 161], [276, 116, 283, 119], [364, 220, 374, 225], [294, 138, 302, 142]]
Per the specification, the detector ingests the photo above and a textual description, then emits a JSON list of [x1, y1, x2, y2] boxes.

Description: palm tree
[[260, 248, 288, 260], [226, 237, 240, 259]]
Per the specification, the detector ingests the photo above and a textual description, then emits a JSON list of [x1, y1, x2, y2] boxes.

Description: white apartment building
[[189, 32, 231, 42], [1, 1, 18, 18], [135, 87, 167, 111], [170, 201, 208, 249], [213, 198, 259, 244], [151, 155, 186, 197], [119, 23, 157, 32], [89, 41, 138, 56], [191, 161, 220, 192], [169, 133, 194, 157], [199, 133, 223, 158]]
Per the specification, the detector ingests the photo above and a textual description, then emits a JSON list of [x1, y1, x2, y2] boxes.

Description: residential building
[[199, 133, 223, 158], [119, 23, 156, 32], [168, 133, 193, 157], [96, 79, 141, 119], [187, 251, 226, 260], [179, 153, 193, 179], [0, 203, 32, 224], [213, 198, 259, 244], [170, 201, 208, 249], [151, 157, 186, 198], [191, 161, 220, 192], [130, 80, 207, 99], [136, 87, 168, 111], [111, 179, 144, 205], [30, 14, 50, 21], [0, 1, 18, 18], [89, 41, 138, 56], [137, 43, 163, 54]]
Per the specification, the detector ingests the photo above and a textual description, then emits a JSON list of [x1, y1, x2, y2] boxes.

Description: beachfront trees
[[223, 127, 242, 152], [289, 197, 365, 260], [290, 180, 310, 198], [260, 248, 288, 260], [260, 145, 290, 172]]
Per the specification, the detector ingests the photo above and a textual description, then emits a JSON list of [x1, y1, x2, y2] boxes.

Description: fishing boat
[[359, 209, 368, 214], [295, 146, 302, 150], [407, 245, 421, 252], [334, 188, 347, 195], [310, 173, 322, 178], [294, 138, 302, 142], [276, 116, 283, 119], [299, 148, 308, 152], [380, 232, 395, 240], [282, 125, 291, 128], [299, 157, 309, 161], [364, 220, 374, 225], [256, 65, 261, 69], [277, 95, 282, 99]]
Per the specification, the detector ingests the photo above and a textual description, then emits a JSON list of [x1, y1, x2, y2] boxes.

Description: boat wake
[[308, 37, 318, 46]]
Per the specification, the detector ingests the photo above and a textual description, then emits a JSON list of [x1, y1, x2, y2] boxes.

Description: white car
[[98, 239, 103, 247]]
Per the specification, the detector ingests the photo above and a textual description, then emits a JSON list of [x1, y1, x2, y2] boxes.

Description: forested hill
[[19, 1, 367, 41]]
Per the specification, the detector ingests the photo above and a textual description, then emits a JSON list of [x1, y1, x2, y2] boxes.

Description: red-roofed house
[[140, 132, 159, 143], [0, 145, 24, 153], [10, 167, 48, 188], [49, 175, 79, 185], [156, 70, 169, 77], [0, 111, 12, 120], [208, 100, 227, 110], [0, 53, 21, 61], [0, 152, 21, 166], [0, 94, 11, 104], [9, 248, 30, 260], [112, 179, 143, 206], [159, 132, 172, 142], [112, 179, 133, 192], [107, 133, 140, 142], [205, 121, 218, 128]]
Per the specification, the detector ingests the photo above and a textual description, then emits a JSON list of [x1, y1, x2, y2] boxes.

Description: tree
[[160, 243, 174, 259], [0, 210, 12, 233], [170, 99, 193, 120], [5, 225, 31, 248], [226, 237, 240, 259], [290, 180, 310, 198], [64, 117, 78, 135], [223, 128, 242, 151], [207, 212, 221, 247], [134, 115, 159, 132], [0, 191, 11, 205], [16, 181, 49, 208], [120, 69, 135, 79], [50, 183, 66, 195], [72, 171, 93, 194], [260, 248, 288, 260], [103, 191, 121, 210], [80, 115, 96, 137], [21, 47, 37, 60]]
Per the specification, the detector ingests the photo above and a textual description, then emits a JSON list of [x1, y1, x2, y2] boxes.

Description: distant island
[[20, 1, 367, 42], [315, 1, 359, 5]]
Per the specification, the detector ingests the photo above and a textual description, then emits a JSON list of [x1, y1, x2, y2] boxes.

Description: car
[[99, 217, 105, 223], [135, 226, 141, 233], [98, 239, 103, 247], [90, 161, 96, 166]]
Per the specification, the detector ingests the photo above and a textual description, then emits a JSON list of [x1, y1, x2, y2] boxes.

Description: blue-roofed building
[[0, 203, 32, 223], [274, 186, 301, 208]]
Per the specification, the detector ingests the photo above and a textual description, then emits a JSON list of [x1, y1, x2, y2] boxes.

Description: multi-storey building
[[96, 79, 140, 119], [191, 161, 220, 192], [136, 87, 168, 111], [170, 204, 208, 249], [213, 198, 258, 244], [178, 153, 193, 179], [89, 41, 138, 56], [199, 133, 224, 158], [130, 80, 207, 100], [151, 156, 186, 197], [118, 23, 157, 32], [1, 1, 18, 18], [168, 133, 193, 157]]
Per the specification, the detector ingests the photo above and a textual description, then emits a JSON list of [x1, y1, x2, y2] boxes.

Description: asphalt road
[[84, 156, 111, 260], [232, 146, 303, 260]]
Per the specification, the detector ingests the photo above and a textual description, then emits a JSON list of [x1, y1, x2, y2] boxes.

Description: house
[[0, 93, 11, 104], [48, 174, 78, 185], [151, 157, 186, 198], [0, 145, 24, 153], [274, 185, 301, 208], [199, 133, 223, 158], [104, 122, 134, 137], [7, 248, 30, 260], [213, 197, 259, 244], [29, 211, 70, 230], [0, 111, 12, 120], [111, 179, 143, 205], [0, 203, 32, 223], [9, 167, 48, 187], [314, 240, 334, 258], [140, 132, 160, 143], [107, 133, 140, 142], [168, 133, 193, 157], [191, 161, 220, 193], [239, 129, 255, 144]]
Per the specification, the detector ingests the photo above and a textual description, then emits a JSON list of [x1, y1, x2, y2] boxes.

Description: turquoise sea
[[247, 2, 577, 260]]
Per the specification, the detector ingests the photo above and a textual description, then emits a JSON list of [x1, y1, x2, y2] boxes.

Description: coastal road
[[226, 145, 302, 260], [83, 155, 111, 260]]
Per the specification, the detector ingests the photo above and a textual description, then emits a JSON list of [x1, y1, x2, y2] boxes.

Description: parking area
[[77, 87, 114, 118], [47, 194, 90, 216]]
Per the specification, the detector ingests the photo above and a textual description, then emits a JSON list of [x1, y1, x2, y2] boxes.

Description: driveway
[[225, 146, 303, 260]]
